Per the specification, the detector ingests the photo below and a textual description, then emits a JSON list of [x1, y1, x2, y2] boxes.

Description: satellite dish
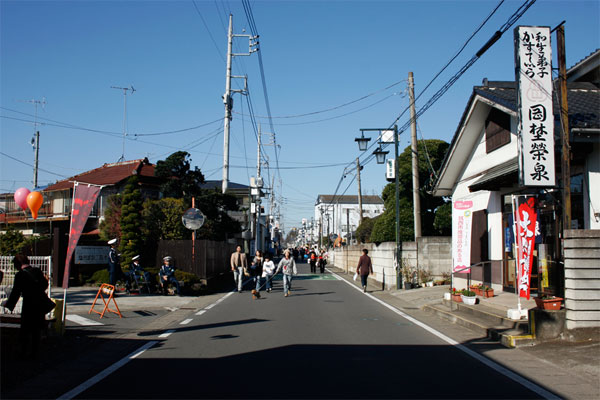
[[182, 208, 205, 230]]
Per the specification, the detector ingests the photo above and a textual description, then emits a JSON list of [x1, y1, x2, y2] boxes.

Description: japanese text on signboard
[[514, 26, 555, 187]]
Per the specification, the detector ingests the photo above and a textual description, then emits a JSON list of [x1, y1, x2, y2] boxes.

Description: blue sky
[[1, 0, 599, 232]]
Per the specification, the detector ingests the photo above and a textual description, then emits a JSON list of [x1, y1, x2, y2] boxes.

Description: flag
[[452, 200, 474, 273], [62, 183, 102, 288], [514, 196, 537, 300]]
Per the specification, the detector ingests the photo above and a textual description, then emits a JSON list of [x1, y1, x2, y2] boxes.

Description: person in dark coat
[[159, 256, 180, 296], [308, 250, 317, 274], [356, 249, 373, 293], [107, 238, 123, 286], [2, 254, 49, 358]]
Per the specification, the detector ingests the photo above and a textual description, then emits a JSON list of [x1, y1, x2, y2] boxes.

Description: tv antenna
[[111, 85, 136, 162]]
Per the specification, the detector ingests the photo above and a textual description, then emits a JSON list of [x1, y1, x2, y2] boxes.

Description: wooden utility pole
[[356, 158, 364, 223], [557, 24, 571, 230], [408, 72, 422, 239]]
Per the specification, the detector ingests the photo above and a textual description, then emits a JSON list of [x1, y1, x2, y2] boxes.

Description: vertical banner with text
[[452, 200, 474, 273], [514, 196, 537, 300], [514, 26, 555, 187], [62, 183, 101, 288]]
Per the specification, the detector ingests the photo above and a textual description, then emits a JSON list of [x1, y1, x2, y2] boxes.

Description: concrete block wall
[[564, 230, 600, 329], [329, 237, 451, 290]]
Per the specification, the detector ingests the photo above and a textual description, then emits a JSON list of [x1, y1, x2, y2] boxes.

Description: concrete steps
[[423, 300, 535, 348]]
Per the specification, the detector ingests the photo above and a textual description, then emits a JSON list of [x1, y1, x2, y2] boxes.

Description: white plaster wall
[[587, 143, 600, 230]]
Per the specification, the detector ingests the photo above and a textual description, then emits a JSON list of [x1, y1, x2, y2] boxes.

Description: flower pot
[[451, 293, 462, 302], [484, 289, 494, 298], [470, 286, 482, 296], [426, 281, 434, 287], [404, 282, 413, 290], [444, 292, 451, 301], [461, 295, 477, 305], [534, 297, 563, 310]]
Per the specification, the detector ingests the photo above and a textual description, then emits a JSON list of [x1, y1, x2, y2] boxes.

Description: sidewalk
[[329, 265, 600, 399]]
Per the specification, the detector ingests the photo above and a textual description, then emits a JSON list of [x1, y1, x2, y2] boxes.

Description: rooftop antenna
[[17, 97, 46, 188], [111, 85, 135, 162]]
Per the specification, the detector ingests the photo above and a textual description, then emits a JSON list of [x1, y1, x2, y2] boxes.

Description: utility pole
[[408, 72, 422, 239], [222, 14, 258, 194], [557, 24, 571, 231], [356, 158, 364, 223], [346, 208, 350, 245], [393, 124, 401, 289], [255, 124, 262, 251], [33, 131, 40, 188], [19, 98, 45, 188], [110, 85, 135, 162]]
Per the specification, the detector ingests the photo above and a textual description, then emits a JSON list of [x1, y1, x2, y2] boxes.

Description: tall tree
[[99, 194, 122, 242], [154, 151, 205, 200], [369, 139, 450, 242], [119, 176, 143, 265]]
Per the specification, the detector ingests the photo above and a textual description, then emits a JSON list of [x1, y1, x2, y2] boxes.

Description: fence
[[155, 240, 237, 282], [0, 256, 53, 315]]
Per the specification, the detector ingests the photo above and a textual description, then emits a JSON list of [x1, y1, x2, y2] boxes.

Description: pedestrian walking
[[309, 250, 317, 273], [230, 245, 248, 293], [107, 238, 123, 286], [1, 254, 53, 359], [275, 249, 297, 297], [250, 250, 264, 299], [356, 248, 373, 293], [318, 249, 327, 274], [159, 256, 181, 296], [262, 254, 276, 293]]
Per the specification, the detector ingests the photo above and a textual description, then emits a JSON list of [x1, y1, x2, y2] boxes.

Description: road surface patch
[[66, 314, 104, 326]]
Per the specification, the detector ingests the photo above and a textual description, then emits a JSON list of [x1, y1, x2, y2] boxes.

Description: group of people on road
[[231, 246, 298, 297], [106, 238, 180, 296]]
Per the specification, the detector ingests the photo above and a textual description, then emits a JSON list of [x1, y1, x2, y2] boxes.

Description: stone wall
[[564, 230, 600, 329], [329, 237, 451, 290]]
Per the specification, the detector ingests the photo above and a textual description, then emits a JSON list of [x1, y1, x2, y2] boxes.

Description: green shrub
[[89, 269, 109, 285]]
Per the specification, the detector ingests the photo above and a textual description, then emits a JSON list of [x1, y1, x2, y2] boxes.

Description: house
[[432, 49, 599, 319], [315, 195, 384, 243]]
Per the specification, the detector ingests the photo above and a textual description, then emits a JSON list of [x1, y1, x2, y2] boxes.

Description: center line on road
[[204, 303, 215, 310], [159, 330, 176, 338], [327, 268, 558, 400], [196, 310, 207, 316], [180, 318, 193, 325]]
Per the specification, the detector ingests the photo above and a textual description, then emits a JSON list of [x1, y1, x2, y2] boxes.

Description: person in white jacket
[[261, 254, 276, 293]]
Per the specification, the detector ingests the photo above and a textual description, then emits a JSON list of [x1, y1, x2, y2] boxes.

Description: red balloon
[[14, 187, 30, 211]]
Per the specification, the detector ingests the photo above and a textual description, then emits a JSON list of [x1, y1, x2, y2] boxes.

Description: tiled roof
[[474, 81, 600, 129], [44, 158, 156, 192], [200, 180, 250, 191], [317, 195, 383, 205]]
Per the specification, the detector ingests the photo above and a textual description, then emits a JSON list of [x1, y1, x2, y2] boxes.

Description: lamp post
[[356, 126, 400, 290]]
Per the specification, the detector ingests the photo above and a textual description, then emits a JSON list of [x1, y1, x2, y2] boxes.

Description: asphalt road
[[54, 261, 551, 399]]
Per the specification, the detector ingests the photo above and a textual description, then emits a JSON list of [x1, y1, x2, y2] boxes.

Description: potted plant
[[461, 289, 477, 305], [450, 288, 462, 302], [483, 286, 494, 298], [401, 260, 415, 290], [470, 283, 483, 296], [419, 270, 434, 287], [534, 296, 563, 310]]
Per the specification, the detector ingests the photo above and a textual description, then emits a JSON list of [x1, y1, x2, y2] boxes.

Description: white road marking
[[65, 314, 104, 326], [195, 310, 207, 316], [329, 269, 558, 400], [158, 330, 176, 338], [180, 318, 193, 325], [204, 303, 215, 310], [57, 340, 158, 400], [165, 307, 178, 312]]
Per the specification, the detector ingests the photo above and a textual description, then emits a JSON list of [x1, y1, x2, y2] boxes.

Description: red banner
[[62, 184, 101, 288], [515, 197, 537, 300]]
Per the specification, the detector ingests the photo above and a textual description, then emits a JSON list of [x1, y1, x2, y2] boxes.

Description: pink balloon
[[14, 187, 30, 211]]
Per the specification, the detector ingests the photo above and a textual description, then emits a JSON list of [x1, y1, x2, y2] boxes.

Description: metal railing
[[0, 256, 52, 315]]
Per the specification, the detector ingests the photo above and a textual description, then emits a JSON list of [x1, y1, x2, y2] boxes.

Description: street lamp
[[373, 145, 389, 164], [356, 126, 401, 290], [354, 132, 371, 151]]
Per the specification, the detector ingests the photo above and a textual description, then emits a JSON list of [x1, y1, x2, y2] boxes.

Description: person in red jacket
[[356, 249, 373, 293]]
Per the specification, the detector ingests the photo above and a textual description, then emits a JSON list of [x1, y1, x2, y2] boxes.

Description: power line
[[0, 151, 67, 178]]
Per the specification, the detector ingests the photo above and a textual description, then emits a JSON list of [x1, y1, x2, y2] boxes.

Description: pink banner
[[62, 184, 101, 288], [452, 200, 474, 273], [515, 197, 537, 300]]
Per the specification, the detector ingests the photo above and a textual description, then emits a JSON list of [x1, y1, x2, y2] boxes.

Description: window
[[485, 108, 511, 153]]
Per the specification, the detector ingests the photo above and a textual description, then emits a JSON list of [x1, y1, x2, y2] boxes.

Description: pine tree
[[119, 176, 143, 265]]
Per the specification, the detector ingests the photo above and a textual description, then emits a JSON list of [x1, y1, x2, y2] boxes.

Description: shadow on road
[[137, 318, 270, 337]]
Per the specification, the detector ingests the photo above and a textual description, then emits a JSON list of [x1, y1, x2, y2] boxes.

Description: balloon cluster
[[14, 187, 44, 219]]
